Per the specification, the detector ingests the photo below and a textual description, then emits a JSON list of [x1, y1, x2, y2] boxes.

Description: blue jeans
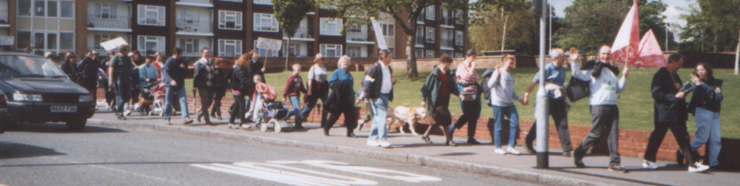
[[493, 105, 519, 148], [300, 91, 328, 119], [284, 96, 302, 127], [113, 77, 131, 117], [691, 107, 721, 166], [164, 86, 189, 120], [368, 94, 389, 141]]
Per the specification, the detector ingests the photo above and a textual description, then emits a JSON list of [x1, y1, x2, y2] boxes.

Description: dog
[[388, 106, 428, 136]]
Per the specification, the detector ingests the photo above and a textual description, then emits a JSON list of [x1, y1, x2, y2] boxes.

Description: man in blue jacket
[[162, 48, 192, 125]]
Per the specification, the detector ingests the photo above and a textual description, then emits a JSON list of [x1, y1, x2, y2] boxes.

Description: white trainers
[[688, 162, 710, 173], [506, 146, 520, 155], [378, 141, 392, 148], [642, 160, 659, 169], [366, 140, 379, 147], [494, 148, 506, 155]]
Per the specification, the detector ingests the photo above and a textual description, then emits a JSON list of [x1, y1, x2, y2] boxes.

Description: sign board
[[0, 36, 14, 46], [371, 18, 388, 50], [256, 37, 283, 51], [100, 37, 129, 51]]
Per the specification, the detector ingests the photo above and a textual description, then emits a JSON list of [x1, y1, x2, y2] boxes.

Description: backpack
[[480, 68, 495, 106]]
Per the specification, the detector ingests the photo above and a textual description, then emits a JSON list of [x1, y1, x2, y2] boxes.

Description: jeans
[[229, 94, 247, 124], [164, 86, 189, 120], [284, 96, 302, 127], [525, 98, 573, 152], [691, 107, 722, 166], [574, 105, 621, 165], [368, 94, 389, 142], [450, 98, 481, 139], [114, 77, 131, 117], [644, 120, 698, 164], [300, 90, 328, 119], [211, 88, 226, 116], [197, 88, 214, 122], [492, 105, 519, 148]]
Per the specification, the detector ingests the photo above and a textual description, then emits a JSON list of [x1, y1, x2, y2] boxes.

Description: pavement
[[86, 111, 740, 186]]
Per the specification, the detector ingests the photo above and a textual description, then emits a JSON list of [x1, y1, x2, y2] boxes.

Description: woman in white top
[[300, 53, 330, 120]]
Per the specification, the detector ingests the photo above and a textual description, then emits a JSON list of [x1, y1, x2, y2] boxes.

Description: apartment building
[[6, 0, 467, 60]]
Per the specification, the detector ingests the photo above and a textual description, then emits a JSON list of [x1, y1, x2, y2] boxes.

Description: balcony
[[282, 28, 313, 41], [176, 0, 214, 7], [176, 20, 213, 36], [87, 15, 131, 32]]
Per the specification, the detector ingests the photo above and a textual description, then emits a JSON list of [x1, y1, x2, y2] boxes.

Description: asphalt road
[[0, 123, 539, 186]]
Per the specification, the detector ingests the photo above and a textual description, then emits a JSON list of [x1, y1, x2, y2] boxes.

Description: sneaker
[[608, 164, 627, 173], [563, 151, 572, 157], [124, 109, 132, 116], [642, 160, 659, 169], [676, 150, 686, 167], [227, 123, 235, 129], [506, 146, 520, 155], [183, 118, 194, 125], [494, 148, 506, 155], [378, 141, 392, 148], [574, 159, 585, 168], [366, 140, 379, 147], [165, 120, 171, 125], [467, 138, 481, 144], [688, 162, 710, 173], [525, 142, 535, 154]]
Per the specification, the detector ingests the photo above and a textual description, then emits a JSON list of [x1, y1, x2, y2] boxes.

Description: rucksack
[[480, 68, 495, 106]]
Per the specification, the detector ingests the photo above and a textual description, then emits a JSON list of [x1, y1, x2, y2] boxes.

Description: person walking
[[61, 53, 79, 81], [162, 48, 193, 125], [228, 53, 252, 129], [488, 54, 527, 155], [108, 45, 133, 120], [420, 54, 458, 145], [570, 46, 629, 172], [101, 50, 116, 110], [322, 56, 357, 137], [300, 53, 329, 121], [210, 58, 228, 120], [78, 50, 100, 102], [450, 50, 482, 145], [522, 48, 573, 156], [688, 63, 723, 170], [283, 63, 308, 130], [361, 49, 395, 148], [126, 51, 143, 116], [193, 48, 217, 125]]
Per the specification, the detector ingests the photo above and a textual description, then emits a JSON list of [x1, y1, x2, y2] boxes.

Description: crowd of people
[[49, 44, 722, 173]]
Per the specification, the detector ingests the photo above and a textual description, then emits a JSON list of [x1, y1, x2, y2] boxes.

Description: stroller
[[135, 80, 160, 115], [150, 82, 180, 117], [250, 83, 293, 133]]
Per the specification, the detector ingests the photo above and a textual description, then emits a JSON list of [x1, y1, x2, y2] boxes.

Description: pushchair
[[150, 82, 180, 117], [250, 83, 293, 133], [134, 80, 160, 115]]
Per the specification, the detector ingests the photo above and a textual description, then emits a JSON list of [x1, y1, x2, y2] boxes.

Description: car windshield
[[0, 55, 67, 78]]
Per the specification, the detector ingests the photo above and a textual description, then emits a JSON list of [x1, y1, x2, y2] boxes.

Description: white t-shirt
[[380, 62, 392, 93]]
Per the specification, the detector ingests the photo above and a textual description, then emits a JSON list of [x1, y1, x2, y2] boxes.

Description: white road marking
[[275, 160, 442, 183], [44, 157, 183, 185]]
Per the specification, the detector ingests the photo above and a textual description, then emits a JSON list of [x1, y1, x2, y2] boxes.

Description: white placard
[[0, 36, 14, 46], [256, 37, 283, 51], [100, 37, 129, 51], [370, 18, 388, 50]]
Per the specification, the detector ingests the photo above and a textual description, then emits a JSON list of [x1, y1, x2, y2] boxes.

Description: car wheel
[[66, 118, 87, 130]]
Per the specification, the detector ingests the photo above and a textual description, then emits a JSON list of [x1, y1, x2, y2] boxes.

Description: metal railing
[[177, 0, 212, 4], [176, 20, 212, 33], [88, 15, 131, 29], [347, 32, 369, 42], [282, 28, 311, 38]]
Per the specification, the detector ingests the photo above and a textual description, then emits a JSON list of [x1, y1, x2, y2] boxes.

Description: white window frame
[[219, 39, 242, 58], [455, 31, 464, 46], [320, 18, 342, 36], [220, 0, 242, 2], [253, 13, 279, 32], [180, 38, 200, 55], [138, 5, 165, 26], [94, 34, 116, 51], [138, 35, 166, 56], [254, 0, 272, 5], [425, 5, 435, 20], [455, 10, 463, 24], [442, 8, 449, 24], [347, 45, 361, 58], [60, 0, 74, 18], [320, 44, 342, 58], [283, 42, 301, 57], [183, 9, 199, 24], [348, 22, 360, 32], [415, 27, 424, 45], [219, 10, 243, 30], [426, 27, 435, 43], [415, 49, 424, 58], [426, 50, 435, 58], [253, 41, 280, 57]]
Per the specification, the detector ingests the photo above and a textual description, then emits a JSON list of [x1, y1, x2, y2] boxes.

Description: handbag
[[566, 76, 589, 102]]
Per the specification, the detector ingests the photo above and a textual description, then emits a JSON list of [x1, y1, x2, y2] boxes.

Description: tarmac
[[86, 111, 739, 186]]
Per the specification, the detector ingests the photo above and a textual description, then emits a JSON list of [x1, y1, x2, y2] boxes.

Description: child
[[487, 54, 527, 155], [283, 63, 308, 129]]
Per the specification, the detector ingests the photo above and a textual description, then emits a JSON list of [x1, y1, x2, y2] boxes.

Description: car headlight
[[13, 94, 43, 102], [79, 95, 93, 102]]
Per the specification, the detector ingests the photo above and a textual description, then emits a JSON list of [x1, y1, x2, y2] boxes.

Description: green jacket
[[421, 65, 459, 114]]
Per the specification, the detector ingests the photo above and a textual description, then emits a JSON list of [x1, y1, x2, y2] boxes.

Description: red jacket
[[283, 74, 307, 98]]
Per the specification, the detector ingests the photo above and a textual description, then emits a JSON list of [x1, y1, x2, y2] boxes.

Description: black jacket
[[651, 67, 687, 122], [688, 78, 723, 114], [362, 62, 394, 101], [162, 57, 187, 88], [229, 65, 252, 92], [213, 67, 228, 89], [61, 62, 78, 81], [324, 80, 353, 112], [192, 59, 217, 88], [249, 60, 266, 83], [77, 57, 99, 86]]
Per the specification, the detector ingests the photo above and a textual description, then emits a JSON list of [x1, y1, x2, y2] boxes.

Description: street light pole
[[665, 23, 669, 51], [535, 0, 550, 169]]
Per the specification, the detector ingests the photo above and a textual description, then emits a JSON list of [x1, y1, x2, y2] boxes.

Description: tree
[[273, 0, 313, 70], [678, 0, 740, 53], [469, 4, 538, 55]]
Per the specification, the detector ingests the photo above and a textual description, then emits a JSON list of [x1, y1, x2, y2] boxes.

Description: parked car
[[0, 53, 95, 130], [0, 90, 8, 133]]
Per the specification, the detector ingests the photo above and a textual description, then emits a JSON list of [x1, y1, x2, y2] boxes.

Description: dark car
[[0, 90, 8, 133], [0, 53, 95, 130]]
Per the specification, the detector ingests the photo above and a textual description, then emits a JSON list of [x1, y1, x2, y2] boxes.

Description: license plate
[[51, 105, 77, 113]]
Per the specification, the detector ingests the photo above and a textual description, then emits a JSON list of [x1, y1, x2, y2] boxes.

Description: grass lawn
[[185, 67, 740, 139]]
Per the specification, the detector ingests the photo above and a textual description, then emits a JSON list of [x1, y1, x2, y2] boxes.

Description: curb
[[88, 119, 609, 186]]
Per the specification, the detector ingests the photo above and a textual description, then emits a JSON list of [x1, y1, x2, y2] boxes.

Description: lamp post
[[533, 0, 550, 169]]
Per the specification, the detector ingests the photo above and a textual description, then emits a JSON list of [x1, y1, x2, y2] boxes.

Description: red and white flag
[[635, 29, 667, 68], [610, 0, 640, 64]]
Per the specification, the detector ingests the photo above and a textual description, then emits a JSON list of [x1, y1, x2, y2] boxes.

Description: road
[[0, 123, 538, 186]]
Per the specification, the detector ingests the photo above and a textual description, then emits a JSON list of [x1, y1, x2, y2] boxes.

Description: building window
[[34, 0, 45, 17], [455, 31, 464, 46], [60, 1, 73, 17], [220, 0, 242, 2], [182, 9, 199, 23], [60, 33, 73, 50], [348, 22, 360, 32], [320, 18, 342, 36], [219, 10, 243, 30], [417, 10, 424, 23], [425, 5, 435, 20], [254, 0, 272, 5], [320, 44, 342, 58], [283, 42, 301, 57], [415, 49, 424, 58], [253, 13, 279, 32], [19, 0, 32, 16], [93, 3, 117, 19], [138, 5, 165, 26], [180, 38, 200, 55], [138, 35, 165, 56], [415, 27, 424, 45], [441, 29, 453, 48], [94, 34, 116, 51], [455, 53, 463, 58], [219, 39, 242, 58], [253, 41, 279, 57], [426, 50, 435, 58], [455, 10, 463, 24], [426, 27, 435, 43], [441, 8, 449, 25], [48, 1, 58, 17], [347, 46, 361, 58]]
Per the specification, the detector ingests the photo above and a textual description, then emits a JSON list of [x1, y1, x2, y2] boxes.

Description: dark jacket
[[249, 60, 266, 83], [651, 67, 687, 122], [162, 57, 187, 88], [61, 62, 78, 82], [229, 65, 252, 92], [688, 78, 723, 114], [421, 65, 459, 114], [362, 61, 394, 101], [77, 57, 99, 86], [213, 67, 228, 89], [192, 59, 217, 89], [324, 80, 354, 112]]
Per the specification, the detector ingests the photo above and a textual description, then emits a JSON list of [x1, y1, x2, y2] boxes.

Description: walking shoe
[[525, 142, 535, 154], [211, 112, 217, 119], [183, 118, 194, 125], [506, 146, 520, 155], [574, 156, 585, 168], [228, 123, 235, 129], [367, 140, 379, 147], [346, 132, 356, 138], [324, 129, 330, 136], [608, 164, 627, 173], [117, 115, 127, 120], [378, 141, 392, 148], [204, 121, 214, 125], [446, 140, 457, 146], [240, 124, 251, 129], [357, 122, 365, 132], [467, 138, 480, 144], [124, 109, 132, 116], [676, 150, 686, 167], [494, 148, 506, 155], [642, 160, 659, 169], [165, 120, 171, 125], [294, 125, 305, 130], [563, 151, 572, 157], [688, 162, 710, 173], [421, 136, 432, 144]]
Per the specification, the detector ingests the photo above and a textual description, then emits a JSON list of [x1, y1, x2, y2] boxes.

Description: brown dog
[[388, 106, 428, 136]]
